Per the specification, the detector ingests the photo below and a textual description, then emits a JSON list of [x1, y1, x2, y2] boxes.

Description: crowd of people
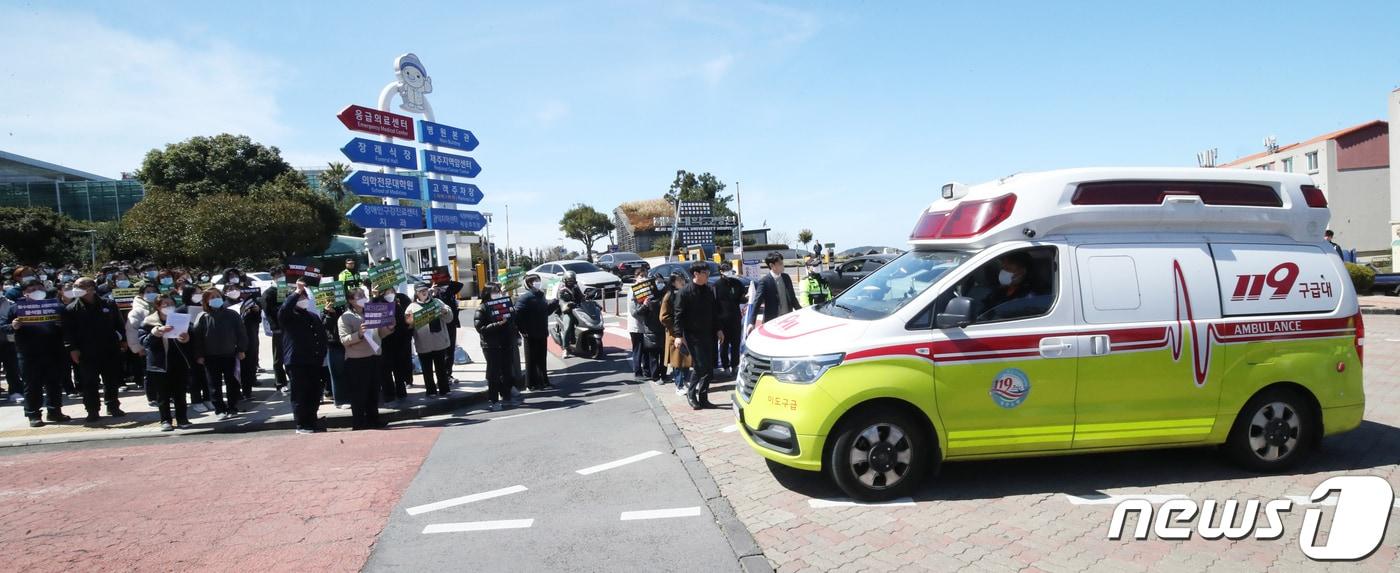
[[0, 259, 470, 433]]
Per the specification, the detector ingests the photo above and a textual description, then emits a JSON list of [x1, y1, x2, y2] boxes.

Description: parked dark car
[[597, 252, 650, 281], [647, 261, 751, 290], [819, 254, 897, 294]]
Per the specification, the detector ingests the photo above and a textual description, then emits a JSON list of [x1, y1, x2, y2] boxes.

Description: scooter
[[548, 287, 605, 358]]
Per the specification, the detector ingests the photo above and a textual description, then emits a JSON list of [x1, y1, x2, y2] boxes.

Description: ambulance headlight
[[770, 353, 845, 384]]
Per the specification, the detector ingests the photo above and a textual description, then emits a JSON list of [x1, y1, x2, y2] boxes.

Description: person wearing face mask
[[191, 287, 246, 418], [1, 280, 71, 426], [338, 288, 393, 429], [407, 284, 453, 398], [262, 266, 290, 393], [658, 271, 692, 398], [984, 251, 1038, 310], [511, 274, 559, 391], [475, 282, 518, 410], [232, 282, 262, 403], [0, 284, 21, 404], [628, 268, 663, 383], [126, 283, 162, 407], [555, 272, 586, 358], [139, 295, 193, 431], [431, 274, 465, 369], [713, 261, 747, 378], [60, 277, 127, 423], [279, 280, 329, 434], [376, 285, 414, 405]]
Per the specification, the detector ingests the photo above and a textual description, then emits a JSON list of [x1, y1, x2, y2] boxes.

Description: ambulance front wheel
[[827, 407, 933, 501], [1225, 387, 1317, 472]]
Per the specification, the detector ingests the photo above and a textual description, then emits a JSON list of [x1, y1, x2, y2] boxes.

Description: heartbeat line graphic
[[1168, 260, 1217, 387]]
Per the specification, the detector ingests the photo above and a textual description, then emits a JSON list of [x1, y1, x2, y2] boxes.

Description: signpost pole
[[376, 83, 404, 264]]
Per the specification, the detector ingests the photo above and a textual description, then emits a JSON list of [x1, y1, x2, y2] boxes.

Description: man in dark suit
[[744, 252, 800, 336], [674, 262, 722, 409], [713, 262, 746, 377], [512, 274, 558, 390]]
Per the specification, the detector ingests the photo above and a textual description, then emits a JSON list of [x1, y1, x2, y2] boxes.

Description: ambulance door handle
[[1088, 335, 1110, 356], [915, 347, 930, 356], [1038, 337, 1073, 358]]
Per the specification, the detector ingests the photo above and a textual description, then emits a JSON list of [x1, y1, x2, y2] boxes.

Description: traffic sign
[[426, 208, 487, 231], [337, 105, 415, 139], [346, 204, 424, 229], [418, 120, 478, 152], [344, 171, 420, 200], [421, 149, 481, 178], [341, 137, 419, 170], [423, 179, 484, 205]]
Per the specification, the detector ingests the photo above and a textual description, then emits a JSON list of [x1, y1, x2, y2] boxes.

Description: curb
[[637, 380, 773, 573], [1361, 307, 1400, 315], [0, 389, 487, 448]]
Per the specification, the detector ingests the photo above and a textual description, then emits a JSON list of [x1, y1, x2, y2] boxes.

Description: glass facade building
[[0, 179, 146, 222]]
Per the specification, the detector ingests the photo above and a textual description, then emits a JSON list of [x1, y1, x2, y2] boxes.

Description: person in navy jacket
[[278, 281, 328, 434]]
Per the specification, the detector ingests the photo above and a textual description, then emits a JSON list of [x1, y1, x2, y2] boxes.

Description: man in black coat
[[512, 274, 558, 390], [713, 262, 746, 378], [262, 265, 288, 392], [278, 282, 328, 434], [744, 252, 800, 336], [377, 285, 414, 403], [673, 262, 723, 409], [1, 280, 71, 426], [62, 277, 127, 423]]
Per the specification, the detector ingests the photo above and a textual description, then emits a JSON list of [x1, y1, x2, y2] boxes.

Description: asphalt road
[[366, 351, 740, 572]]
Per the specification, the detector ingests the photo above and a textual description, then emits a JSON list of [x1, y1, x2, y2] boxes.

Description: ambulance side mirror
[[936, 296, 975, 329]]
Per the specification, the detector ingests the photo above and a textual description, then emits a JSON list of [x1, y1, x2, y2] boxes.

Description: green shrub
[[1346, 262, 1376, 294]]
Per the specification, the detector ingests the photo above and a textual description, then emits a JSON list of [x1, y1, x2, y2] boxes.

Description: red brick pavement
[[658, 316, 1400, 572], [0, 427, 440, 573]]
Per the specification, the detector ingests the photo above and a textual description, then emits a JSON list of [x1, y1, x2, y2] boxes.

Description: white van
[[735, 168, 1365, 500]]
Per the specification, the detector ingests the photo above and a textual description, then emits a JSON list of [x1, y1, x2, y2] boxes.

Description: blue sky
[[2, 1, 1398, 252]]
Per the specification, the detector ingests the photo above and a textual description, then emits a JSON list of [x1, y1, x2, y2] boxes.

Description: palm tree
[[321, 161, 352, 202], [798, 228, 813, 252]]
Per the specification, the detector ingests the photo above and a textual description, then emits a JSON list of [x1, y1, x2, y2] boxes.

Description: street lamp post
[[81, 230, 96, 268]]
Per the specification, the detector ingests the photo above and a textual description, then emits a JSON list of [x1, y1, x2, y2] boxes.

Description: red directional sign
[[337, 105, 415, 140]]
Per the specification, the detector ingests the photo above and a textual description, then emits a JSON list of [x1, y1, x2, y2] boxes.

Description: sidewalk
[[0, 325, 491, 447], [1360, 294, 1400, 314]]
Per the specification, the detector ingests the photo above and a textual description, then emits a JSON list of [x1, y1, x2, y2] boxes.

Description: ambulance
[[734, 168, 1364, 501]]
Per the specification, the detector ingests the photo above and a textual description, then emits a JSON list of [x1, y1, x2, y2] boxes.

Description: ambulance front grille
[[737, 351, 771, 402]]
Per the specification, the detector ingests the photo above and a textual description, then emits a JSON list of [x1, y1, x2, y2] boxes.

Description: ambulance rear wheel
[[1226, 387, 1316, 472], [828, 408, 931, 501]]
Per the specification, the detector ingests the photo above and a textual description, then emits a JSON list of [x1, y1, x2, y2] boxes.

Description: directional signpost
[[338, 105, 415, 139], [421, 149, 481, 178], [418, 120, 478, 152], [346, 204, 424, 229], [426, 208, 487, 232], [423, 179, 483, 205], [343, 171, 420, 200], [342, 137, 419, 170]]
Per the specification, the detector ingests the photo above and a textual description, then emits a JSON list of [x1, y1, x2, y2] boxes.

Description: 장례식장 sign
[[630, 280, 654, 304], [420, 149, 481, 178], [410, 299, 446, 329], [15, 298, 62, 324], [485, 295, 513, 322], [417, 119, 478, 152], [338, 105, 415, 140], [368, 260, 407, 293], [341, 137, 419, 170], [362, 302, 395, 328], [312, 281, 347, 311]]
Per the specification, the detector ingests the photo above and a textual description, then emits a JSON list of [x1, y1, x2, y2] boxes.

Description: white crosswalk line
[[620, 506, 702, 521], [405, 485, 528, 516], [422, 519, 535, 534], [575, 450, 663, 475]]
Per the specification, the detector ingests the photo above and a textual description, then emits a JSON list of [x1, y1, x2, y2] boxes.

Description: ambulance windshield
[[818, 249, 974, 320]]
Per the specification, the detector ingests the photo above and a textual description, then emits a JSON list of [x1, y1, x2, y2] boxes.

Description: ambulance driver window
[[915, 247, 1058, 328]]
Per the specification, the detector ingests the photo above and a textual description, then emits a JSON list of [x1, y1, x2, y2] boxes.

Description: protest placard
[[368, 260, 407, 293], [630, 281, 654, 304], [285, 258, 322, 285], [410, 299, 446, 329], [312, 280, 347, 310], [362, 302, 394, 328], [428, 265, 451, 285], [15, 298, 62, 324], [485, 295, 513, 322], [276, 278, 289, 299], [112, 287, 139, 311]]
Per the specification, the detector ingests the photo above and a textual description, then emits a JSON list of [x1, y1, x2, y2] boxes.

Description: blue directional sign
[[343, 171, 420, 200], [421, 149, 481, 178], [417, 120, 479, 152], [426, 208, 487, 232], [341, 137, 418, 170], [422, 179, 484, 205], [346, 204, 424, 229]]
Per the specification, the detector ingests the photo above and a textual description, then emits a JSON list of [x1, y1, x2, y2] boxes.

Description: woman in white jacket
[[126, 283, 161, 407]]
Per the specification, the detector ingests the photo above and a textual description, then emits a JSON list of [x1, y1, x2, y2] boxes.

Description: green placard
[[410, 299, 446, 329], [368, 261, 407, 293], [276, 278, 288, 299], [312, 280, 347, 310]]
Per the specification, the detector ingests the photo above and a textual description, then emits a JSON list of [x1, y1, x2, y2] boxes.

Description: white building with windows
[[1219, 119, 1390, 259]]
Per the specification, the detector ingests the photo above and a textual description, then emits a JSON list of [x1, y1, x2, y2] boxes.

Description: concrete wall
[[1330, 165, 1392, 253]]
